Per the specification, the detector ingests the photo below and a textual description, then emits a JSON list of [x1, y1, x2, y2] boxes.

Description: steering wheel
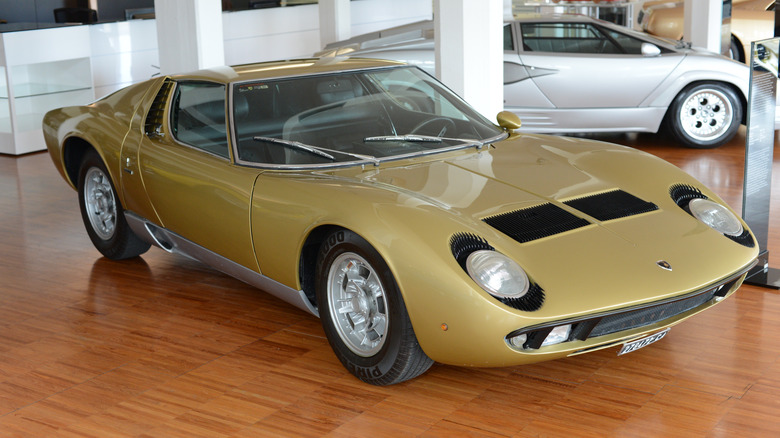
[[410, 117, 456, 137]]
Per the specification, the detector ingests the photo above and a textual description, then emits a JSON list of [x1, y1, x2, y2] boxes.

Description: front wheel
[[666, 82, 741, 149], [77, 149, 150, 260], [315, 229, 433, 385]]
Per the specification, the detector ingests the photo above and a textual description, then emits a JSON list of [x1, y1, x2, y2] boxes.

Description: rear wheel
[[728, 35, 744, 63], [666, 82, 741, 149], [315, 229, 433, 385], [77, 149, 150, 260]]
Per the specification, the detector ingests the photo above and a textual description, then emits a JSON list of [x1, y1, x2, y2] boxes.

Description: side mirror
[[641, 42, 661, 57], [497, 111, 521, 132]]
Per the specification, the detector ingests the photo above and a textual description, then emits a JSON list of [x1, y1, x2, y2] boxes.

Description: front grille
[[508, 276, 741, 350], [564, 189, 658, 221], [483, 203, 589, 244], [587, 280, 733, 337]]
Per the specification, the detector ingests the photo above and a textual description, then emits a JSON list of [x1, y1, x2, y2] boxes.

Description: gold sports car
[[639, 0, 774, 63], [44, 58, 758, 385]]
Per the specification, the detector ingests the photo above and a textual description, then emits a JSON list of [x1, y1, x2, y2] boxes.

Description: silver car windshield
[[231, 66, 504, 167]]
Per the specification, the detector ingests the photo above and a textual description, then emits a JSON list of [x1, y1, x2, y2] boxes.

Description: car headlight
[[688, 198, 743, 237], [466, 250, 529, 298]]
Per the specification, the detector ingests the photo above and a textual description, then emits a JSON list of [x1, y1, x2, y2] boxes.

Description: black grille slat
[[144, 79, 174, 137], [588, 288, 718, 338], [670, 184, 706, 208], [564, 190, 658, 221], [483, 203, 589, 244], [449, 233, 493, 271], [499, 283, 545, 312]]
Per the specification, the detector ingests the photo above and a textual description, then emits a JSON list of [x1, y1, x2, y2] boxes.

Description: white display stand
[[0, 25, 94, 155]]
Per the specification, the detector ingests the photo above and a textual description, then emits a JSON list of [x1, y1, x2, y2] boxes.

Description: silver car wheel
[[327, 252, 389, 357], [679, 89, 733, 142], [83, 166, 117, 240]]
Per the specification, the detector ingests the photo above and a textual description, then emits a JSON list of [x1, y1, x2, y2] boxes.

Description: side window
[[503, 24, 514, 51], [601, 28, 645, 55], [520, 22, 620, 54], [170, 81, 229, 158]]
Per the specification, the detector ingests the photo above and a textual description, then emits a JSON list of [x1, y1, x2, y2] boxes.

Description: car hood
[[354, 133, 757, 317]]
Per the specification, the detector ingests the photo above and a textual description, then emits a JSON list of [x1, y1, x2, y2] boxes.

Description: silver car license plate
[[618, 329, 670, 356]]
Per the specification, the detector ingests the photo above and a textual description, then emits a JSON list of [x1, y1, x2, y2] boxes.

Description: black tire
[[315, 229, 433, 385], [77, 149, 151, 260], [728, 35, 744, 63], [665, 82, 742, 149]]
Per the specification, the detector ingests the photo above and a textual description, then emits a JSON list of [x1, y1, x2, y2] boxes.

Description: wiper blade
[[253, 136, 335, 161], [364, 134, 443, 143], [253, 136, 380, 166], [365, 134, 486, 148]]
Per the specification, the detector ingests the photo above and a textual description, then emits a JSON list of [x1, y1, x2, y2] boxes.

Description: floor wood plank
[[1, 126, 779, 436]]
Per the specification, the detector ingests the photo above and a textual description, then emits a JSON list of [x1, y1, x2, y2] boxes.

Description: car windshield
[[231, 66, 504, 167]]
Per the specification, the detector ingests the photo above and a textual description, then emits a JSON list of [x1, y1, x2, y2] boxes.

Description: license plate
[[618, 329, 669, 356]]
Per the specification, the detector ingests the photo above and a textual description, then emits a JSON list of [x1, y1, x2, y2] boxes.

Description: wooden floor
[[2, 127, 780, 437]]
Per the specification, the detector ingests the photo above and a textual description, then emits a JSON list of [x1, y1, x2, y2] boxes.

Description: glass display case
[[0, 25, 94, 155], [513, 1, 635, 28]]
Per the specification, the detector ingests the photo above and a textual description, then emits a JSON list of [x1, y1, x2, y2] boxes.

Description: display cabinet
[[514, 1, 635, 28], [0, 24, 93, 155]]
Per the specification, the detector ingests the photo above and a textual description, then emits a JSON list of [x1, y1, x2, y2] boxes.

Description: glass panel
[[171, 82, 229, 158], [521, 23, 620, 54], [232, 66, 502, 166], [503, 24, 514, 51]]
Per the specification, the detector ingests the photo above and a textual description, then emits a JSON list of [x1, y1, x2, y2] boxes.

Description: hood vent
[[483, 203, 589, 244], [564, 189, 658, 221], [483, 190, 658, 244]]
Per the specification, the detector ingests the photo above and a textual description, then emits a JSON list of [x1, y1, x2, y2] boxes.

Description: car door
[[515, 21, 683, 109], [122, 78, 261, 271], [503, 22, 554, 109]]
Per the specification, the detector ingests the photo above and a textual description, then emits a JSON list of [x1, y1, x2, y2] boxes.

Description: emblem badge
[[657, 260, 672, 271]]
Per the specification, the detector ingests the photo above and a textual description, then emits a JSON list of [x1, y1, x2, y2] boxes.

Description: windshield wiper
[[253, 136, 379, 165], [253, 136, 335, 160], [364, 134, 487, 149]]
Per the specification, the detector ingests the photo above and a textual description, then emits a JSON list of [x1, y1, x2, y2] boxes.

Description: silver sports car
[[319, 14, 778, 149]]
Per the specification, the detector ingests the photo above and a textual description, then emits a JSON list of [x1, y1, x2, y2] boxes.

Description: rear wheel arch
[[730, 34, 745, 63]]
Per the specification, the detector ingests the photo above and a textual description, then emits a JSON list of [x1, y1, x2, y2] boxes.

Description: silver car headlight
[[466, 250, 529, 298], [688, 198, 743, 237]]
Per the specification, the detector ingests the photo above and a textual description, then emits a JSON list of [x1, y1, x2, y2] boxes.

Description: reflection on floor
[[0, 127, 778, 436]]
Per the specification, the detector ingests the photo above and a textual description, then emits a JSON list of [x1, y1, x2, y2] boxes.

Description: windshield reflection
[[231, 66, 503, 168]]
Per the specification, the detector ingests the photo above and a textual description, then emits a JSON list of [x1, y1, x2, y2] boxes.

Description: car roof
[[168, 57, 406, 84]]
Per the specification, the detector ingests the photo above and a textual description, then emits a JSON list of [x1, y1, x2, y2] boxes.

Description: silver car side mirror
[[641, 42, 661, 57]]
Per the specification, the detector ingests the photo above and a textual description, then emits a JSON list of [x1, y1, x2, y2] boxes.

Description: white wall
[[91, 0, 432, 97]]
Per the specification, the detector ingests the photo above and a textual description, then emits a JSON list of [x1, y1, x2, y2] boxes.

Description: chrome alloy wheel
[[327, 252, 389, 357], [83, 167, 117, 240], [679, 89, 733, 142]]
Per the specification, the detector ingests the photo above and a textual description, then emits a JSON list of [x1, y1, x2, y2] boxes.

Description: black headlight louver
[[669, 183, 755, 248], [669, 183, 707, 209], [499, 283, 545, 312], [725, 229, 756, 248], [449, 232, 494, 271], [448, 233, 545, 312]]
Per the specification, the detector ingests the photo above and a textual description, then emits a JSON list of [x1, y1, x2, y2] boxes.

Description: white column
[[434, 0, 504, 120], [154, 0, 225, 75], [319, 0, 351, 47], [683, 0, 722, 53]]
